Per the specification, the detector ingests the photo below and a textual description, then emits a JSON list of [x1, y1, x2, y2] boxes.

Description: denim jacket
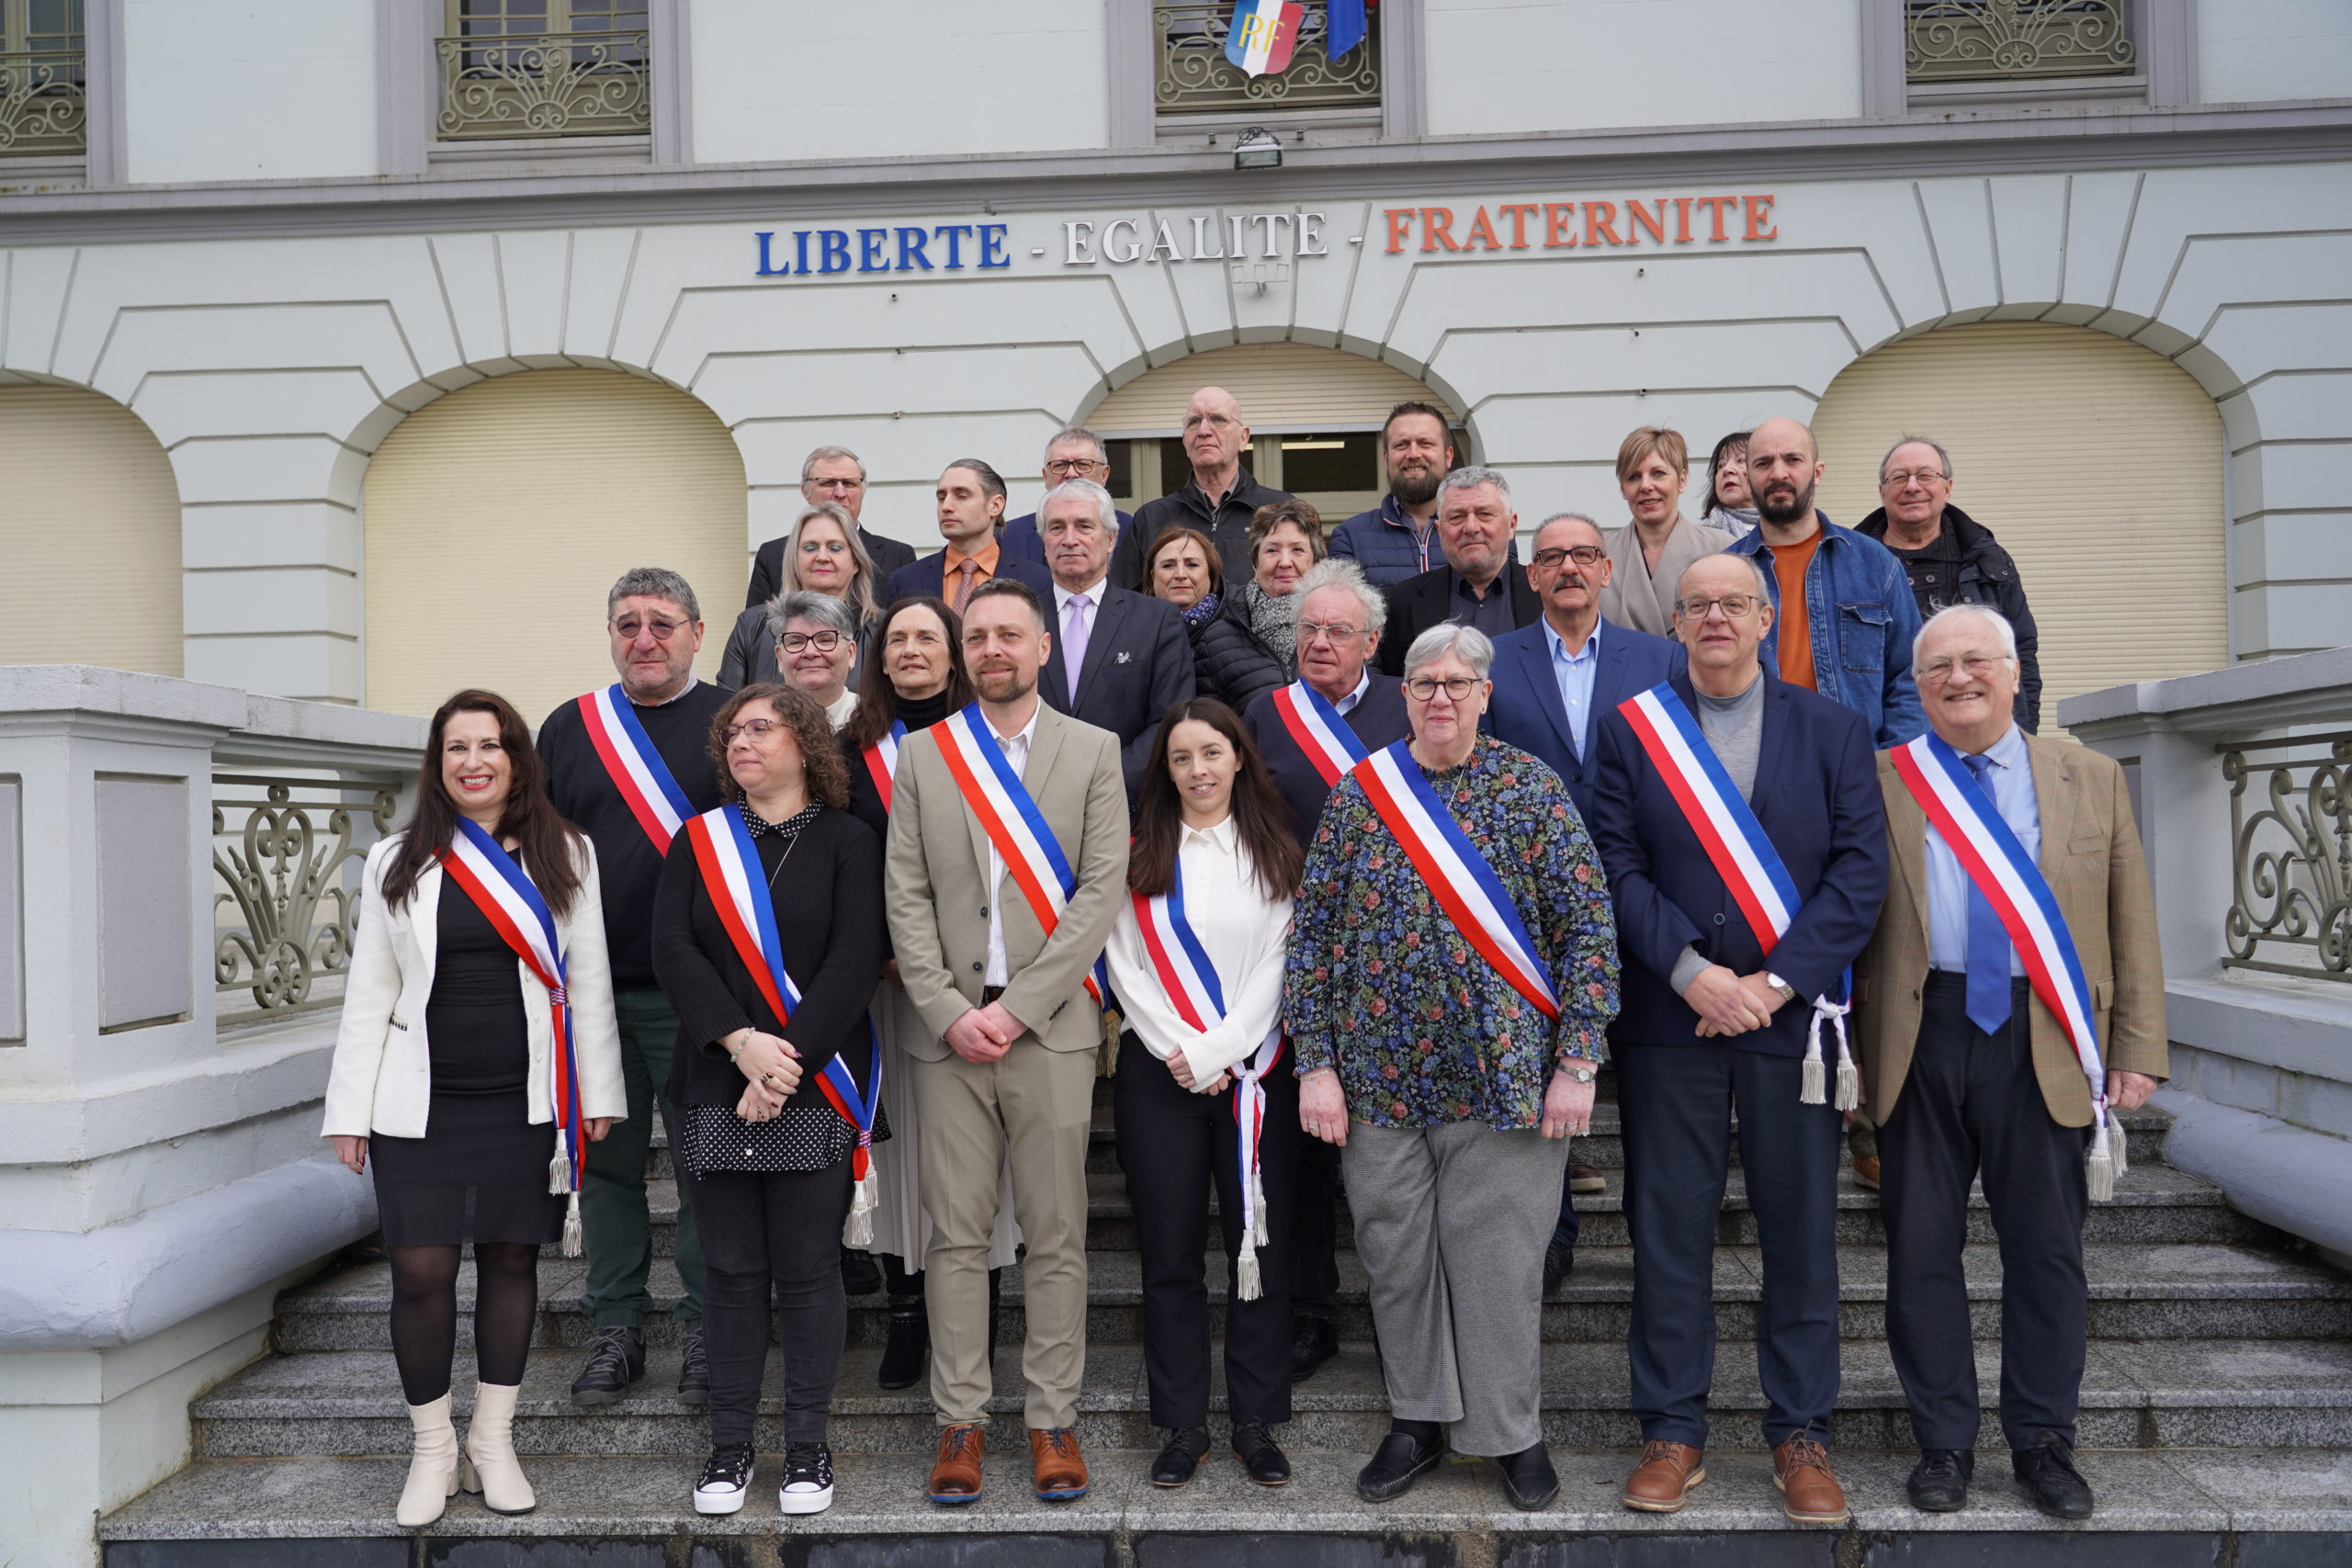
[[1726, 513, 1926, 748]]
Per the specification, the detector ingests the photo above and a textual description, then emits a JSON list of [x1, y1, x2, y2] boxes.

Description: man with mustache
[[1329, 401, 1459, 586]]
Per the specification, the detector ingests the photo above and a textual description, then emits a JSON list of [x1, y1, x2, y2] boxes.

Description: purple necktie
[[1062, 592, 1093, 703]]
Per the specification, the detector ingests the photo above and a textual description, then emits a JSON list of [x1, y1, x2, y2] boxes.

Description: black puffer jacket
[[1192, 592, 1290, 715], [1857, 502, 2042, 731]]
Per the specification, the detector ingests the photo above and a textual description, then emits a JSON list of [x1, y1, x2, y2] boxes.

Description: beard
[[1391, 466, 1442, 508], [1756, 474, 1816, 526], [973, 666, 1034, 704]]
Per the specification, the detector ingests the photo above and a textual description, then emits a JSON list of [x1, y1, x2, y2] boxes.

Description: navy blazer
[[1242, 673, 1412, 850], [1002, 509, 1134, 569], [1039, 582, 1196, 795], [1588, 668, 1887, 1055], [885, 549, 1056, 607], [1483, 616, 1684, 832]]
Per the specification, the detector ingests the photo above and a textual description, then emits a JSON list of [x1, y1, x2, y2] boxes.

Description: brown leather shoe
[[926, 1422, 985, 1505], [1030, 1427, 1090, 1501], [1852, 1156, 1882, 1190], [1623, 1440, 1705, 1511], [1773, 1433, 1849, 1524]]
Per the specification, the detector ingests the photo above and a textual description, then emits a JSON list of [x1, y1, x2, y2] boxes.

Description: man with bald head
[[1112, 385, 1292, 591], [1725, 417, 1925, 748]]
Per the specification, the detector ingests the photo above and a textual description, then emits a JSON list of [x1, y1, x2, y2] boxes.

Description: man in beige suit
[[883, 577, 1129, 1507], [1854, 604, 2166, 1523]]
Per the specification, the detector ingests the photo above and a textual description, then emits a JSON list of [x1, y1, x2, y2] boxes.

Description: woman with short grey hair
[[766, 591, 861, 730], [1284, 621, 1619, 1513]]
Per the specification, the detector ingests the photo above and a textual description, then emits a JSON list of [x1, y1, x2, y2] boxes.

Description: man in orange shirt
[[888, 459, 1056, 608]]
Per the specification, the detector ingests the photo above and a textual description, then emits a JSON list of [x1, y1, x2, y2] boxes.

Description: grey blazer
[[1599, 516, 1736, 637]]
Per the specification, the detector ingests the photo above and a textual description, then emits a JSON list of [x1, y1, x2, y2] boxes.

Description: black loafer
[[1231, 1422, 1292, 1486], [1543, 1237, 1574, 1294], [2013, 1432, 2093, 1520], [1498, 1441, 1559, 1511], [1356, 1428, 1444, 1503], [1150, 1427, 1210, 1487], [1289, 1315, 1338, 1382], [1907, 1448, 1973, 1512], [840, 1247, 882, 1296]]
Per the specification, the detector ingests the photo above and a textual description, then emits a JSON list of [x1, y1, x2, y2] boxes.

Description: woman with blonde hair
[[720, 501, 885, 686], [1598, 426, 1733, 636]]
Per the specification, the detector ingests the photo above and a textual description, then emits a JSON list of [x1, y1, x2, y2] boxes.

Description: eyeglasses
[[1674, 594, 1764, 620], [722, 718, 783, 743], [1881, 468, 1951, 489], [1917, 653, 2010, 684], [778, 630, 845, 653], [1404, 675, 1481, 702], [1044, 457, 1102, 477], [808, 477, 864, 493], [612, 615, 687, 642], [1296, 620, 1364, 645], [1532, 546, 1605, 570]]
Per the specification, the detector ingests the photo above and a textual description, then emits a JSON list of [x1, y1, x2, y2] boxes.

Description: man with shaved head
[[1110, 385, 1292, 592], [1725, 417, 1925, 748]]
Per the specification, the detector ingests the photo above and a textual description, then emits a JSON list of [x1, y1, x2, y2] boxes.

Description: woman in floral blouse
[[1286, 622, 1618, 1514]]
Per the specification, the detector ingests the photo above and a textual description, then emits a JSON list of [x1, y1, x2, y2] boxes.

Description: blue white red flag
[[1269, 678, 1368, 787], [576, 683, 695, 853], [862, 719, 908, 814], [1227, 0, 1304, 76], [1327, 0, 1369, 58]]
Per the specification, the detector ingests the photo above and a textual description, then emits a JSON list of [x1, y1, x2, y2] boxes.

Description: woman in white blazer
[[322, 689, 627, 1528]]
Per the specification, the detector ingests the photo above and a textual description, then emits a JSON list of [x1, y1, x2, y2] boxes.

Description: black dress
[[368, 887, 565, 1247]]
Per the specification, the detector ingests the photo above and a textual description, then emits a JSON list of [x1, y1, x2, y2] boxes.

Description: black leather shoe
[[2013, 1432, 2093, 1520], [1231, 1422, 1292, 1486], [1150, 1427, 1210, 1487], [569, 1325, 644, 1406], [877, 1300, 927, 1390], [1543, 1237, 1574, 1294], [1356, 1428, 1444, 1502], [1907, 1448, 1973, 1512], [1289, 1315, 1338, 1382], [1498, 1441, 1559, 1511], [840, 1247, 882, 1296]]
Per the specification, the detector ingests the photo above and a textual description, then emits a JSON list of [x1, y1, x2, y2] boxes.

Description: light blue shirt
[[1332, 668, 1371, 716], [1925, 723, 2039, 974], [1541, 619, 1603, 759]]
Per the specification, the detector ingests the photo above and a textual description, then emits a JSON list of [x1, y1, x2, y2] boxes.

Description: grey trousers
[[1344, 1120, 1567, 1457]]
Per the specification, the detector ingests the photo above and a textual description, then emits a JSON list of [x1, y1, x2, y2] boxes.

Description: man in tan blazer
[[1853, 604, 2166, 1523], [884, 577, 1129, 1507]]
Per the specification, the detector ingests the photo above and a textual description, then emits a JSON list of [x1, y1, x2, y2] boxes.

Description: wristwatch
[[1763, 972, 1800, 1005], [1563, 1064, 1599, 1085]]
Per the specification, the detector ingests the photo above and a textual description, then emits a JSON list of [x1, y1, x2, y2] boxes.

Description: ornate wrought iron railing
[[1157, 1, 1380, 118], [0, 48, 86, 157], [213, 774, 400, 1018], [2222, 731, 2352, 985], [435, 28, 650, 139], [1906, 0, 2135, 83]]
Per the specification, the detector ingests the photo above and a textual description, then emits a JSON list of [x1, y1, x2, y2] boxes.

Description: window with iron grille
[[0, 0, 85, 159], [1905, 0, 2135, 85], [1156, 1, 1381, 124], [438, 0, 650, 141]]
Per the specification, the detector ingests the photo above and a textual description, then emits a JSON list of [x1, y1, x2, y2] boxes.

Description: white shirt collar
[[1053, 575, 1109, 613], [1181, 813, 1238, 852], [823, 687, 859, 731], [990, 701, 1043, 751]]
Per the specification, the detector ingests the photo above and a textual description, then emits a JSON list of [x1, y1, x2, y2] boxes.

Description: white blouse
[[1104, 815, 1295, 1089]]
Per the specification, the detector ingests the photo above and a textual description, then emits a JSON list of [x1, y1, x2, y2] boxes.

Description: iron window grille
[[438, 0, 650, 140]]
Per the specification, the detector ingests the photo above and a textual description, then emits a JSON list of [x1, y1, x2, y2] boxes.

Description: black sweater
[[650, 805, 887, 1111], [539, 680, 733, 987]]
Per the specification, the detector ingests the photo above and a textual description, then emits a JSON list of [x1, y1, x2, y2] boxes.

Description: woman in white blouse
[[1104, 696, 1305, 1491]]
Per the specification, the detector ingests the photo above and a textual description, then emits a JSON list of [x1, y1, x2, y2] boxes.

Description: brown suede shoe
[[1623, 1440, 1706, 1512], [1030, 1427, 1090, 1501], [1852, 1156, 1882, 1190], [1772, 1433, 1850, 1524], [926, 1422, 985, 1506]]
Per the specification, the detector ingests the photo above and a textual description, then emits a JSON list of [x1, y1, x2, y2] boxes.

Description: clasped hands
[[1685, 964, 1792, 1039], [729, 1027, 801, 1122], [944, 999, 1026, 1064]]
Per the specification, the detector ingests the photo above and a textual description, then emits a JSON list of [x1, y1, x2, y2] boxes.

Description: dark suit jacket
[[1038, 583, 1196, 795], [1377, 564, 1542, 676], [1589, 668, 1887, 1055], [1242, 673, 1412, 850], [1483, 617, 1685, 833], [885, 549, 1056, 607], [747, 526, 916, 610], [1003, 509, 1134, 569]]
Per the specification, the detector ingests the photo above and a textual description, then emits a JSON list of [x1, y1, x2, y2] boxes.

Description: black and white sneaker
[[779, 1440, 835, 1516], [694, 1442, 755, 1517]]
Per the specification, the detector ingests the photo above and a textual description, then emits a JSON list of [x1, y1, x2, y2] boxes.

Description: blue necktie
[[1961, 753, 2013, 1037]]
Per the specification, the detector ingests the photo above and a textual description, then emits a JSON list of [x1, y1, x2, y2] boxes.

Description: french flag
[[1227, 0, 1303, 77]]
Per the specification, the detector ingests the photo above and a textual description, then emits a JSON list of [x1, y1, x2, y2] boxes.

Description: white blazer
[[321, 831, 628, 1141]]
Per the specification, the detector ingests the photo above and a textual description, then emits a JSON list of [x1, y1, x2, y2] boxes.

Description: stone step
[[192, 1336, 2352, 1458], [98, 1447, 2352, 1562]]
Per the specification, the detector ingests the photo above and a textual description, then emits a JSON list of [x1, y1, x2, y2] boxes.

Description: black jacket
[[1856, 502, 2041, 731], [747, 527, 915, 610], [1039, 583, 1197, 795], [1192, 592, 1290, 716], [1376, 564, 1544, 677], [1110, 468, 1292, 592]]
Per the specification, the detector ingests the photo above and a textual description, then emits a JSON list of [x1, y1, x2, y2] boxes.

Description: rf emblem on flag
[[1227, 0, 1305, 77]]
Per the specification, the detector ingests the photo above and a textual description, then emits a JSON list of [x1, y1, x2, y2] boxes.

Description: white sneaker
[[779, 1440, 835, 1515], [694, 1443, 754, 1516]]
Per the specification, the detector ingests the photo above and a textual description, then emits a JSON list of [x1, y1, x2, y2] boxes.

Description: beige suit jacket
[[883, 701, 1131, 1062], [1599, 515, 1736, 637], [1853, 734, 2168, 1128]]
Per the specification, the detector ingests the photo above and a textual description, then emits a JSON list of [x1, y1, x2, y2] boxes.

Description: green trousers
[[577, 987, 706, 1329]]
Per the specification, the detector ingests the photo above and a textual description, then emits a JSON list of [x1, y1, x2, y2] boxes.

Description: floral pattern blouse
[[1285, 735, 1619, 1131]]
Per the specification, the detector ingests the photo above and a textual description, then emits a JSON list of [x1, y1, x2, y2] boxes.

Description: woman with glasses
[[1194, 499, 1324, 713], [768, 592, 863, 730], [1599, 426, 1734, 637], [1284, 624, 1619, 1514], [722, 502, 884, 688]]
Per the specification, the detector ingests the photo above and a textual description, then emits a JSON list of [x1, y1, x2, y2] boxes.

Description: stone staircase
[[98, 1077, 2352, 1565]]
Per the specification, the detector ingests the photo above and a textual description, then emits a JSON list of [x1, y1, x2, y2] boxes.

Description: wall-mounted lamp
[[1232, 127, 1283, 171]]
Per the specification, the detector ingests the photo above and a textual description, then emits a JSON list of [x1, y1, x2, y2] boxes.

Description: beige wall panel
[[1085, 342, 1455, 434], [0, 387, 183, 677], [363, 370, 747, 725], [1813, 323, 2227, 715]]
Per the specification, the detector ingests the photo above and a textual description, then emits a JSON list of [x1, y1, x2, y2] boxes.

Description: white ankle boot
[[460, 1382, 537, 1515], [395, 1393, 461, 1528]]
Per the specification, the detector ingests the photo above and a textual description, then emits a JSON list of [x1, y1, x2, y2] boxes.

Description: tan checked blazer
[[883, 702, 1130, 1062], [1852, 734, 2168, 1128]]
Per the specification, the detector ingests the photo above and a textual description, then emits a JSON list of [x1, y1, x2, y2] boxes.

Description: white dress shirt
[[1925, 721, 2040, 974], [1103, 815, 1295, 1088], [982, 702, 1043, 988]]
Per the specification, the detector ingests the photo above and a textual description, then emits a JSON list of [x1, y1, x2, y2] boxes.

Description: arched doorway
[[362, 369, 748, 723], [1813, 322, 2226, 712], [1083, 342, 1461, 527], [0, 386, 182, 676]]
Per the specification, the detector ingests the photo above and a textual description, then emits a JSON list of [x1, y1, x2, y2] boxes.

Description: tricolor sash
[[1269, 679, 1369, 788], [862, 720, 908, 814], [437, 819, 587, 1255], [1354, 739, 1561, 1021], [1889, 732, 2126, 1198], [681, 806, 887, 1233], [933, 703, 1109, 1008], [577, 683, 695, 853], [1131, 856, 1286, 1299], [1616, 682, 1857, 1108]]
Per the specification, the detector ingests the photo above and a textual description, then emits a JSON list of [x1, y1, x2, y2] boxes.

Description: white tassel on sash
[[2086, 1111, 2123, 1202], [843, 1164, 877, 1248], [1800, 995, 1852, 1108], [560, 1192, 583, 1258], [550, 1134, 583, 1257]]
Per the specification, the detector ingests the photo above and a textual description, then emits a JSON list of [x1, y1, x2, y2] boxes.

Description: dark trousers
[[579, 987, 705, 1329], [1291, 1137, 1340, 1320], [1618, 1042, 1841, 1449], [1112, 1033, 1299, 1430], [1883, 972, 2090, 1452], [1554, 1168, 1583, 1250], [684, 1156, 853, 1446]]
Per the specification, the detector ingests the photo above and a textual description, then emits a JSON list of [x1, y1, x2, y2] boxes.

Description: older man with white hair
[[1854, 604, 2165, 1520], [1112, 386, 1292, 591], [1378, 466, 1540, 675]]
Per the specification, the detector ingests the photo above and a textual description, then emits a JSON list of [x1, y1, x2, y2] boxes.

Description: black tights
[[388, 1243, 540, 1405]]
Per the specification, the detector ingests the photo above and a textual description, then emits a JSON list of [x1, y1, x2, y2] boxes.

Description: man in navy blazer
[[1587, 551, 1887, 1526], [1483, 513, 1684, 1291], [1001, 427, 1133, 569], [1032, 478, 1194, 795], [886, 458, 1057, 609]]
